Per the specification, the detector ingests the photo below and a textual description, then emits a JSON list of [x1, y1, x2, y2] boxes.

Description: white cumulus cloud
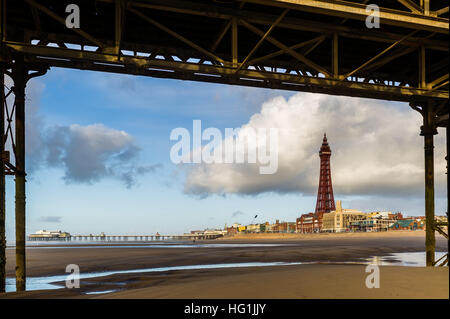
[[42, 123, 159, 187], [183, 92, 446, 198]]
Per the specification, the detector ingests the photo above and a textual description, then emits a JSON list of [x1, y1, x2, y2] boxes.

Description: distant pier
[[27, 234, 224, 242]]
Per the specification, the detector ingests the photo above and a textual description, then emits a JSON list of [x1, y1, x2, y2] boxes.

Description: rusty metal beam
[[211, 1, 246, 53], [114, 0, 125, 57], [435, 6, 449, 16], [332, 32, 338, 78], [345, 31, 418, 78], [423, 0, 430, 15], [247, 35, 325, 66], [419, 45, 426, 89], [239, 19, 332, 77], [25, 0, 104, 49], [422, 101, 437, 267], [302, 36, 325, 56], [363, 29, 439, 75], [431, 80, 449, 91], [29, 6, 41, 31], [4, 55, 47, 292], [103, 0, 449, 33], [102, 0, 448, 51], [127, 6, 227, 65], [397, 0, 422, 14], [0, 64, 5, 293], [437, 255, 448, 267], [363, 46, 417, 73], [241, 0, 449, 33], [433, 252, 448, 266], [0, 0, 5, 42], [236, 9, 289, 73], [11, 56, 27, 291], [429, 74, 449, 89], [447, 113, 449, 266], [434, 224, 449, 239], [232, 17, 238, 68], [5, 42, 448, 101], [211, 20, 232, 53]]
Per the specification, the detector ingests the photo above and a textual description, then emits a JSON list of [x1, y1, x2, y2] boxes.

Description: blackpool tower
[[315, 133, 336, 213]]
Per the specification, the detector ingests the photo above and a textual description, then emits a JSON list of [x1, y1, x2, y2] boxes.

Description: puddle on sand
[[366, 251, 446, 267], [5, 261, 304, 292], [84, 290, 118, 295], [4, 251, 446, 293]]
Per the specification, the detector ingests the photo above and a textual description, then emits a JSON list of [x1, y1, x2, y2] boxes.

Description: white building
[[28, 230, 71, 240], [321, 201, 367, 232]]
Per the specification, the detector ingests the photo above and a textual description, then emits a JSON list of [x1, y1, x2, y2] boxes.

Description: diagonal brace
[[344, 30, 418, 78], [128, 6, 226, 65], [239, 19, 331, 77], [25, 0, 104, 48], [235, 9, 289, 73], [434, 224, 449, 239], [397, 0, 423, 14], [248, 35, 326, 66]]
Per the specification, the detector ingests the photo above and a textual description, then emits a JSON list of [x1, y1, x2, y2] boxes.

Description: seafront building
[[246, 224, 261, 233], [271, 220, 296, 233], [296, 200, 414, 233], [321, 200, 367, 232], [28, 230, 71, 241], [296, 212, 324, 233], [189, 229, 227, 237], [390, 219, 423, 231], [350, 217, 395, 232], [191, 210, 443, 236]]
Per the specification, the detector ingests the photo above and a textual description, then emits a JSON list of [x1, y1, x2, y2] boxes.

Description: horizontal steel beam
[[3, 43, 448, 102], [119, 0, 448, 51], [242, 0, 449, 33]]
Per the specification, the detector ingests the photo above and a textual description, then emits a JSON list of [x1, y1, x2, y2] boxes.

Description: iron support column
[[447, 112, 449, 265], [0, 65, 5, 292], [421, 101, 437, 266], [12, 59, 27, 290]]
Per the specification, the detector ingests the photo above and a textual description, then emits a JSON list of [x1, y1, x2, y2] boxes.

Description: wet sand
[[2, 264, 448, 299], [1, 231, 448, 298], [97, 264, 449, 299]]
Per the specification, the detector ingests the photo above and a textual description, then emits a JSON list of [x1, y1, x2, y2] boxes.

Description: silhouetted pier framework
[[1, 0, 449, 292]]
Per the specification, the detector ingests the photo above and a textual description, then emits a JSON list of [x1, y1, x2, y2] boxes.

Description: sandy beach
[[1, 231, 448, 299]]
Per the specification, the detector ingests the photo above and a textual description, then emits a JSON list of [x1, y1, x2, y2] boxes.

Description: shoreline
[[5, 229, 443, 248], [3, 230, 448, 278], [218, 229, 440, 240], [1, 231, 448, 299], [2, 264, 448, 299]]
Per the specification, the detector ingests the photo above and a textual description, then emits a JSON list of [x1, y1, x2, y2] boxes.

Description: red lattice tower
[[315, 133, 336, 213]]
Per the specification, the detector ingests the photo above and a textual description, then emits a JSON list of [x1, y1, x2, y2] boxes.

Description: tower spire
[[315, 133, 335, 213]]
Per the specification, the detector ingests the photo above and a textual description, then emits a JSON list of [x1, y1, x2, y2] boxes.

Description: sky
[[3, 68, 448, 241]]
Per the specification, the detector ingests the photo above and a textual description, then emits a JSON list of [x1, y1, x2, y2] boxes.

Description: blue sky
[[3, 68, 448, 242]]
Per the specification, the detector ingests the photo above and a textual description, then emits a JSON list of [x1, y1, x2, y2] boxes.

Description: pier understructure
[[0, 0, 448, 292]]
